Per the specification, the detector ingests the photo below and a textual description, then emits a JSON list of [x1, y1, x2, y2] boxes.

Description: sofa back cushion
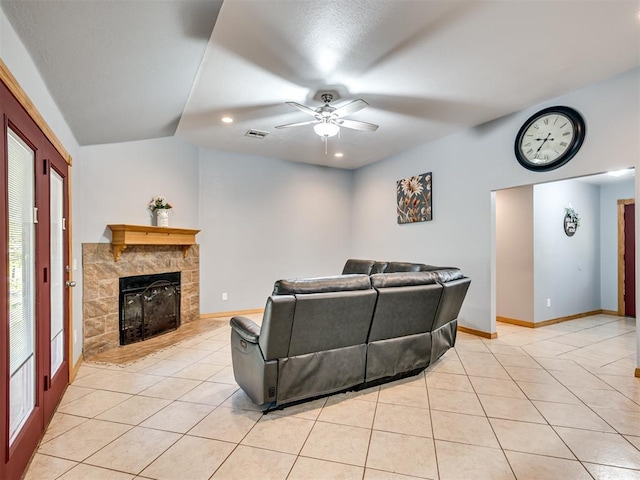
[[273, 274, 371, 295], [384, 261, 427, 273], [258, 295, 296, 361], [287, 289, 377, 357], [370, 271, 439, 288], [418, 266, 465, 283], [342, 259, 376, 275], [371, 261, 388, 273], [432, 277, 471, 331], [368, 274, 443, 341]]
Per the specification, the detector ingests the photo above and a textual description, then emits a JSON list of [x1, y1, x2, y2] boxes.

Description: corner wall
[[198, 148, 353, 313]]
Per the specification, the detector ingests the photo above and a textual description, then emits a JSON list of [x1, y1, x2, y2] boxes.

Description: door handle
[[65, 281, 77, 288]]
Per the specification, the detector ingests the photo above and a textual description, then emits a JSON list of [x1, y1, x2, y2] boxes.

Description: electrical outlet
[[547, 298, 551, 308], [222, 292, 228, 301]]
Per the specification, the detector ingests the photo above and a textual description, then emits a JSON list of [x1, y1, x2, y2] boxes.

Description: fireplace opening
[[119, 272, 181, 346]]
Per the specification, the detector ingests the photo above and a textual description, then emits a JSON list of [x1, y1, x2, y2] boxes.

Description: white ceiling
[[1, 0, 223, 145], [3, 1, 640, 169]]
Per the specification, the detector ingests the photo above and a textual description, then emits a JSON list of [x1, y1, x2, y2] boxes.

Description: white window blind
[[50, 169, 64, 376], [7, 128, 36, 443]]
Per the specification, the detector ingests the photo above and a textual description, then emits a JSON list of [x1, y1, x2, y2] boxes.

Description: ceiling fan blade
[[338, 119, 379, 132], [275, 120, 320, 129], [285, 101, 320, 117], [333, 99, 369, 118]]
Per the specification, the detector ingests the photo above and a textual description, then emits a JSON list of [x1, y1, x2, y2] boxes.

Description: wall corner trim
[[200, 309, 264, 319], [457, 325, 497, 339], [69, 355, 83, 383], [498, 310, 610, 328]]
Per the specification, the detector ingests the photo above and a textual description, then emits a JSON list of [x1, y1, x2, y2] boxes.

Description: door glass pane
[[50, 169, 64, 376], [7, 128, 36, 445]]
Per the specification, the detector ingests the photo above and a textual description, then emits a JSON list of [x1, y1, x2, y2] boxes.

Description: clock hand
[[536, 133, 552, 152]]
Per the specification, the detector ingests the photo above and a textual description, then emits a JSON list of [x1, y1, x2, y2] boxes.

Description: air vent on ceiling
[[245, 129, 269, 139]]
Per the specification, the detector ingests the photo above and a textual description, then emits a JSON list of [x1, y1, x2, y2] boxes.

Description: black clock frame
[[514, 106, 586, 172]]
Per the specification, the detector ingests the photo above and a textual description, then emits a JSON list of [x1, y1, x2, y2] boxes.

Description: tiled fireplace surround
[[82, 243, 200, 358]]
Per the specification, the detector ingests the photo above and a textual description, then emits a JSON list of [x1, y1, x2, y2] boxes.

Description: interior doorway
[[495, 170, 635, 326], [618, 198, 636, 317]]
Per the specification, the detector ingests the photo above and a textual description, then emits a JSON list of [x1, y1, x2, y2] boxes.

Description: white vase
[[156, 209, 169, 227]]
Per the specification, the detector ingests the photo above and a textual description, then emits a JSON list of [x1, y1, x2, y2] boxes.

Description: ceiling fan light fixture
[[313, 122, 340, 137]]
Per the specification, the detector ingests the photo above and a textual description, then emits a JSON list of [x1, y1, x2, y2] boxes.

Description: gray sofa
[[230, 259, 471, 409]]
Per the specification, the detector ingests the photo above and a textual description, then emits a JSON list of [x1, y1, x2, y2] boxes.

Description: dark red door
[[43, 153, 70, 421], [624, 203, 635, 317], [1, 80, 70, 479]]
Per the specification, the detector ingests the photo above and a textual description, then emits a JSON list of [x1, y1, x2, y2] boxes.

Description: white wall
[[600, 177, 635, 311], [496, 186, 534, 321], [198, 149, 353, 313], [351, 68, 639, 334], [0, 9, 84, 361], [533, 180, 600, 322], [76, 137, 200, 241]]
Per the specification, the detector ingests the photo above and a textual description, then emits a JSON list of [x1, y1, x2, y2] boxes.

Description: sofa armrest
[[230, 316, 261, 344]]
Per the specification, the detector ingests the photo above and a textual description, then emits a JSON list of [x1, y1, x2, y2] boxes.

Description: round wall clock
[[514, 106, 586, 172]]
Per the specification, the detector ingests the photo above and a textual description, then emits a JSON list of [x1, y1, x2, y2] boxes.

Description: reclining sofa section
[[230, 259, 471, 408]]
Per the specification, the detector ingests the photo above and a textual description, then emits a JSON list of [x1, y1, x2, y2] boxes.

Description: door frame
[[617, 198, 635, 316]]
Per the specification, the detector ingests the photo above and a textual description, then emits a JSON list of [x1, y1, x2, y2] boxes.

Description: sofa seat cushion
[[273, 274, 371, 295]]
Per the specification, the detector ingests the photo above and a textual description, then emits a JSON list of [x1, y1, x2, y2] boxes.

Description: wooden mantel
[[107, 224, 200, 262]]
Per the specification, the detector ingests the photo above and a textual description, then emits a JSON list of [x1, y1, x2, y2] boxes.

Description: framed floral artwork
[[397, 172, 432, 224]]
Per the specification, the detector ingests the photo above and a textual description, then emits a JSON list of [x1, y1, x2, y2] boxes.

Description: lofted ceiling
[[2, 0, 640, 169]]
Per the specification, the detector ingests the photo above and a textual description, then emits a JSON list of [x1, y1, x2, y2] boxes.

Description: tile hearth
[[26, 314, 639, 480]]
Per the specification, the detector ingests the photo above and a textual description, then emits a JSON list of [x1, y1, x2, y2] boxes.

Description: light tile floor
[[25, 314, 640, 479]]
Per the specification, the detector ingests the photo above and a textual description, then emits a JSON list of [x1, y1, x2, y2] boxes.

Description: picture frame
[[397, 172, 432, 224]]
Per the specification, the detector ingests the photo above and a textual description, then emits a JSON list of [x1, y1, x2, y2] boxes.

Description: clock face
[[515, 106, 585, 172]]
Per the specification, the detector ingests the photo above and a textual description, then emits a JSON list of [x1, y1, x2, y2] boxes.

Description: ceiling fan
[[275, 93, 379, 139]]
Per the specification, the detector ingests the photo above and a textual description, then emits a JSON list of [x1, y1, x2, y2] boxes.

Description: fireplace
[[82, 243, 200, 357], [119, 272, 181, 346]]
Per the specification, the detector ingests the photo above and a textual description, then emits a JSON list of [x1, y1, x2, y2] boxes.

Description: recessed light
[[334, 152, 344, 158], [221, 116, 233, 124]]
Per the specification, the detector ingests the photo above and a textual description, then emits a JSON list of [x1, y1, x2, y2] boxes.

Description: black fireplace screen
[[119, 272, 181, 346]]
